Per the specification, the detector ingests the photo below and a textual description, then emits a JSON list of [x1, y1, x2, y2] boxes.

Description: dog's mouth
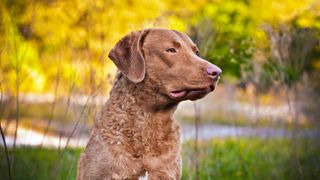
[[168, 75, 221, 101], [169, 84, 215, 101]]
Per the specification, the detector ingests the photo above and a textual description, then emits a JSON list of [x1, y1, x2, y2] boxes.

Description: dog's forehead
[[145, 29, 196, 47]]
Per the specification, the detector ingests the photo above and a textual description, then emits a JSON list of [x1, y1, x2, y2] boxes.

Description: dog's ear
[[108, 30, 149, 83]]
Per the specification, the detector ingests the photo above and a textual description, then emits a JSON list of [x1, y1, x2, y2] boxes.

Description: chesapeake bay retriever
[[77, 28, 221, 180]]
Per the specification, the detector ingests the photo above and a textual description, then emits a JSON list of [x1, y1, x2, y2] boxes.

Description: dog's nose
[[206, 65, 222, 79]]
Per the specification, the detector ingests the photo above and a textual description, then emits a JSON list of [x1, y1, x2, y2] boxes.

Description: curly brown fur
[[77, 28, 221, 180]]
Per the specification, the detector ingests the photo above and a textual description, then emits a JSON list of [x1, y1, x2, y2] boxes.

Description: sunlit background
[[1, 0, 320, 179]]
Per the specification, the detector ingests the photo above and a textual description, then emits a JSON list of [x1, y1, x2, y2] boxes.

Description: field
[[1, 138, 319, 180]]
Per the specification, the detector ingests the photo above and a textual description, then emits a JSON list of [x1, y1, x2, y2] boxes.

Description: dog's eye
[[196, 50, 200, 56], [166, 48, 177, 53]]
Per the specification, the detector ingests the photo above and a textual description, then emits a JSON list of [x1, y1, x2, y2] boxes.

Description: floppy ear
[[108, 30, 149, 83]]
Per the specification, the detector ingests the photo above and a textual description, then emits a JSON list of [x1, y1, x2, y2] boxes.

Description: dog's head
[[108, 28, 221, 102]]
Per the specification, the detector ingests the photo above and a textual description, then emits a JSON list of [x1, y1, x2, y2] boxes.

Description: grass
[[0, 138, 319, 180], [0, 148, 82, 180], [182, 138, 320, 180]]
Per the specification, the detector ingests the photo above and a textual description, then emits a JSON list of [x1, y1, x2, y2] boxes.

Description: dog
[[77, 28, 221, 180]]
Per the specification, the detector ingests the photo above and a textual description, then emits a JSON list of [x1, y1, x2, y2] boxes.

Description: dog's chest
[[139, 119, 180, 155]]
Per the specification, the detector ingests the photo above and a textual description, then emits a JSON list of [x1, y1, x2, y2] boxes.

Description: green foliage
[[187, 0, 256, 78], [185, 0, 320, 83]]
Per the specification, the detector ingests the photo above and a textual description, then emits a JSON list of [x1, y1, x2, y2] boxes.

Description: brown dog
[[77, 28, 221, 180]]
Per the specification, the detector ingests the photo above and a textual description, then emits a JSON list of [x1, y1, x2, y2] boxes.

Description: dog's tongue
[[170, 90, 187, 98]]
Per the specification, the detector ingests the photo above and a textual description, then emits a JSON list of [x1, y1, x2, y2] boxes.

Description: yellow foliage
[[0, 0, 319, 94], [251, 0, 318, 24]]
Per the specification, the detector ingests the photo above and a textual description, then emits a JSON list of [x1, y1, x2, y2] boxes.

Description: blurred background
[[1, 0, 320, 179]]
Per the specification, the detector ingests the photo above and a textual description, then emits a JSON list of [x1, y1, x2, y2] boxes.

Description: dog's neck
[[109, 73, 178, 114], [98, 73, 180, 156]]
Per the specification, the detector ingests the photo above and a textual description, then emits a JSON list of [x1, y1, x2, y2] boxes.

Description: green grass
[[0, 148, 82, 180], [182, 138, 320, 180], [0, 138, 319, 180]]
